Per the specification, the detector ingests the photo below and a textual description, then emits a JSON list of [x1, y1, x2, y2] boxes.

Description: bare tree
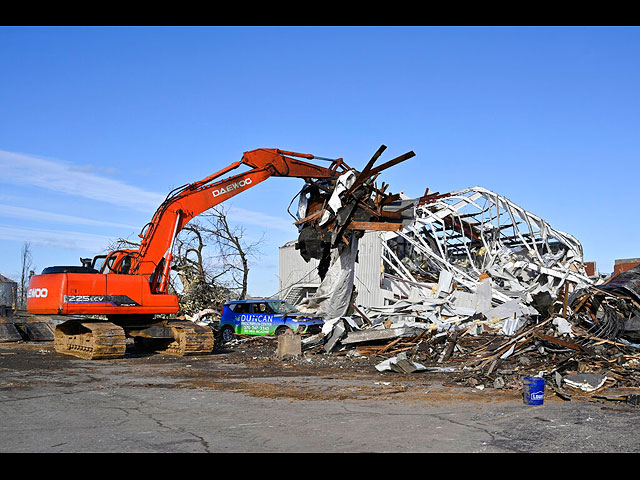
[[197, 205, 264, 300], [105, 205, 263, 315], [170, 223, 235, 315], [18, 242, 34, 309]]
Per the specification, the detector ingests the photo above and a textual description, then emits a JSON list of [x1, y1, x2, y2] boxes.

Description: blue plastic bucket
[[523, 376, 545, 405]]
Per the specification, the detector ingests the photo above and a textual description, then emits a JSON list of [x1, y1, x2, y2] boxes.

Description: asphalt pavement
[[1, 342, 639, 453]]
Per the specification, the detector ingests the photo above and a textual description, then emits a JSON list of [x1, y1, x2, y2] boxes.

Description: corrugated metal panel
[[278, 232, 386, 307], [353, 232, 384, 307], [278, 241, 321, 299], [0, 274, 17, 309]]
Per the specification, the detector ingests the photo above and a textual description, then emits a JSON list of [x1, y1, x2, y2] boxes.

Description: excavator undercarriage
[[52, 318, 215, 360], [54, 320, 127, 360]]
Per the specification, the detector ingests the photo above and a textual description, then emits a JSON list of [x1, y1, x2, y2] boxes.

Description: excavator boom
[[135, 148, 346, 281]]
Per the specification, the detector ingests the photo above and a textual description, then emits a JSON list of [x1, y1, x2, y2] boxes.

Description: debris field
[[282, 146, 640, 407]]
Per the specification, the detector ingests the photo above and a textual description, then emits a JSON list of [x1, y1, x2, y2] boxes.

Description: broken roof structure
[[396, 185, 589, 290], [282, 184, 594, 337], [373, 185, 593, 331], [290, 145, 416, 319]]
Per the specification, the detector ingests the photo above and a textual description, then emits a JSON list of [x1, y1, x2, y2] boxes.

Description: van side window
[[233, 303, 251, 314]]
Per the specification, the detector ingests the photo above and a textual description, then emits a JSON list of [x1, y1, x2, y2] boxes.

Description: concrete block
[[277, 331, 301, 358]]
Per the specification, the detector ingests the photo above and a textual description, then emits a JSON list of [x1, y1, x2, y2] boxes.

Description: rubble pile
[[293, 145, 415, 319], [378, 186, 593, 328], [295, 185, 640, 405], [301, 307, 640, 402]]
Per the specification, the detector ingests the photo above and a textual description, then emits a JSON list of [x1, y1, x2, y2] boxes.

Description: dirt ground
[[2, 334, 640, 453], [0, 333, 626, 405]]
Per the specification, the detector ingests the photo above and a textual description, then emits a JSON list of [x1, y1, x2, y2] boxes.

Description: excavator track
[[54, 320, 127, 360], [157, 320, 215, 356]]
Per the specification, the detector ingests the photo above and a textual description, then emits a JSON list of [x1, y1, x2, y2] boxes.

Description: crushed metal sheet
[[371, 185, 593, 335], [292, 145, 415, 320], [297, 232, 360, 319], [563, 373, 608, 392], [569, 265, 640, 342], [375, 352, 427, 373]]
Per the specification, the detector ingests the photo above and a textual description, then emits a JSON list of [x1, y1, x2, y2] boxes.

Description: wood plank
[[347, 221, 404, 231], [533, 331, 584, 351], [367, 151, 416, 177]]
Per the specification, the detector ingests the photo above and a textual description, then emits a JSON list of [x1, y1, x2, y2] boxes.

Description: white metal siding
[[278, 241, 321, 298], [278, 232, 385, 307], [353, 232, 384, 307]]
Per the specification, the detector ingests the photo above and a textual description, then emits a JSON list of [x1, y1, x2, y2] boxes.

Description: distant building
[[614, 258, 640, 276], [0, 273, 17, 315]]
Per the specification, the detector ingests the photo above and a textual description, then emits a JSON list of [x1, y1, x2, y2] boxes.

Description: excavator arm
[[27, 148, 349, 317], [132, 148, 347, 291]]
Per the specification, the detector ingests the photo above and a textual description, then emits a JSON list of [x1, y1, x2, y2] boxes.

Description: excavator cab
[[77, 253, 127, 274], [89, 255, 107, 272], [99, 250, 136, 275]]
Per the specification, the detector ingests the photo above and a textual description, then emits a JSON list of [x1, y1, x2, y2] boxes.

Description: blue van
[[218, 299, 323, 342]]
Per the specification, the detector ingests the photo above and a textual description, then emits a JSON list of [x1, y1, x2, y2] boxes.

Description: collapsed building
[[281, 185, 594, 335], [280, 183, 640, 401]]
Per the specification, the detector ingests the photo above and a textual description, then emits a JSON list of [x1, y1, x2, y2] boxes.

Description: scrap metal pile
[[292, 145, 415, 320], [297, 184, 640, 406], [373, 186, 593, 331]]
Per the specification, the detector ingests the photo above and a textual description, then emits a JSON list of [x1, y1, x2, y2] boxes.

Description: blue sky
[[1, 26, 639, 295]]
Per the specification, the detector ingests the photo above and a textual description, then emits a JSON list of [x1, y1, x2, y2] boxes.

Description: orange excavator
[[25, 148, 350, 359]]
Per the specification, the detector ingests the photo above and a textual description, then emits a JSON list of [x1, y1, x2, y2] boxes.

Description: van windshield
[[267, 301, 298, 314]]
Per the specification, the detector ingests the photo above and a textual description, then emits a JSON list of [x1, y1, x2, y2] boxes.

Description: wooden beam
[[349, 302, 372, 326], [367, 151, 416, 177], [533, 331, 584, 351], [293, 208, 325, 225], [346, 221, 404, 231]]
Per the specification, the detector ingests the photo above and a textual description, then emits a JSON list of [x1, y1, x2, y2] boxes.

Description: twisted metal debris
[[374, 186, 593, 331]]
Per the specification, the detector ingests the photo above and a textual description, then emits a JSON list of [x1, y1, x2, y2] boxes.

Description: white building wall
[[353, 231, 385, 307], [278, 232, 386, 307], [278, 240, 320, 298]]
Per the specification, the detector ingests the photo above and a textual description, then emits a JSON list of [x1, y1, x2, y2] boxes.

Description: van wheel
[[275, 326, 291, 336], [220, 326, 235, 343]]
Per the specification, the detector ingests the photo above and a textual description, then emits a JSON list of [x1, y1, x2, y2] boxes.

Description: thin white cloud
[[0, 149, 297, 234], [0, 204, 139, 231], [225, 206, 297, 234], [0, 224, 114, 253], [0, 150, 164, 212]]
